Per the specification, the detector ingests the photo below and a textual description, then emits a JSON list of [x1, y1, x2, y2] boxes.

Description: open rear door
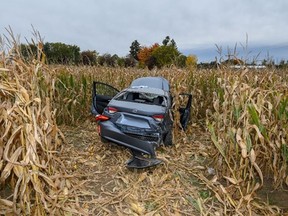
[[178, 93, 192, 130], [91, 81, 119, 115]]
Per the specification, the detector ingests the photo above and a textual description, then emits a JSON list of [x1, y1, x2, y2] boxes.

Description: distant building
[[229, 65, 266, 69]]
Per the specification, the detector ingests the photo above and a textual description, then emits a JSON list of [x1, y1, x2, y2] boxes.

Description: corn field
[[206, 69, 288, 214], [0, 36, 88, 215], [1, 35, 288, 215]]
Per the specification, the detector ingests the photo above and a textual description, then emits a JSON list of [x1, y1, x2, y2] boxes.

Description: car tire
[[163, 130, 173, 146]]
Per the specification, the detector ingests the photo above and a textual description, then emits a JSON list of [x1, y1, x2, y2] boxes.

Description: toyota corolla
[[91, 76, 192, 168]]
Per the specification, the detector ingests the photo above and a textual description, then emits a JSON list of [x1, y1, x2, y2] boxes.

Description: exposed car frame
[[91, 76, 192, 168]]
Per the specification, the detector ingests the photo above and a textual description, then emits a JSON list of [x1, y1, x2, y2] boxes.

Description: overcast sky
[[1, 0, 288, 62]]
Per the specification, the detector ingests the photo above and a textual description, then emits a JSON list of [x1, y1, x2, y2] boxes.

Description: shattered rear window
[[115, 91, 166, 106]]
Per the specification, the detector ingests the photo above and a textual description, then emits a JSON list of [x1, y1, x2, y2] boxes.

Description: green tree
[[98, 53, 119, 67], [115, 57, 123, 67], [124, 55, 137, 67], [70, 45, 81, 64], [19, 43, 38, 61], [162, 36, 170, 46], [81, 50, 98, 65], [278, 59, 288, 69], [176, 54, 187, 68], [137, 37, 182, 69], [151, 45, 180, 68], [170, 39, 177, 48], [43, 42, 80, 64], [162, 36, 177, 48], [129, 40, 141, 61]]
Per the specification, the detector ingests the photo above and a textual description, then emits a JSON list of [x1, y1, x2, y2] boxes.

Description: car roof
[[130, 77, 170, 92], [125, 87, 166, 96]]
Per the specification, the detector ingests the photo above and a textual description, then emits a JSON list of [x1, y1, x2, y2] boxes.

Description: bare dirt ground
[[60, 120, 214, 215], [257, 179, 288, 212]]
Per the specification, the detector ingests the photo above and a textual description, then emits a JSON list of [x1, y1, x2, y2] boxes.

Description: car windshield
[[115, 91, 166, 106]]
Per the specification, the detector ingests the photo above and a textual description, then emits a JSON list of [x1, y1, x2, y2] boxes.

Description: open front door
[[178, 93, 192, 130], [91, 81, 119, 115]]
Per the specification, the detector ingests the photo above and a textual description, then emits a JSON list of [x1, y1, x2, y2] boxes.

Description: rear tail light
[[108, 107, 118, 114], [95, 114, 110, 121], [153, 114, 164, 122]]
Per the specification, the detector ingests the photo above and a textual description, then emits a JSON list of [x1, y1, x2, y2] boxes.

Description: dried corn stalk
[[0, 41, 86, 215], [206, 69, 287, 214]]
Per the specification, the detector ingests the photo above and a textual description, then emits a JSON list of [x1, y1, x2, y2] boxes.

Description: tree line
[[19, 36, 198, 69], [20, 36, 287, 69]]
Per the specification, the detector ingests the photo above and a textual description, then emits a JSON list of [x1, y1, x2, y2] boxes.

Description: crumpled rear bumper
[[99, 120, 159, 157]]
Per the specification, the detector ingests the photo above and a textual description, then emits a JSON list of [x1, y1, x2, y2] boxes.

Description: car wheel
[[163, 130, 173, 146]]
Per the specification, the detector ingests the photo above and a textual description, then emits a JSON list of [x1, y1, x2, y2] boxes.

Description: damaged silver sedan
[[91, 76, 192, 168]]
